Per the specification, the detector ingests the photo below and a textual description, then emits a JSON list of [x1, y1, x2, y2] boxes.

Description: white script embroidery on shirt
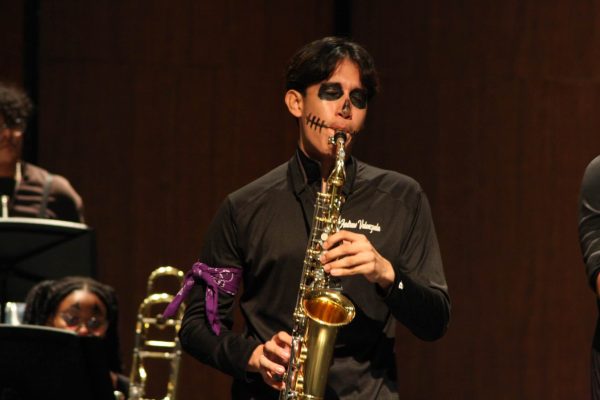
[[339, 218, 382, 233]]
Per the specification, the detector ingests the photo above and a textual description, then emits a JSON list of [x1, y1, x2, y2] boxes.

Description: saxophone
[[280, 131, 356, 400]]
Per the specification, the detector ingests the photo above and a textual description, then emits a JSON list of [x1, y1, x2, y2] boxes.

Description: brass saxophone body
[[280, 131, 356, 400]]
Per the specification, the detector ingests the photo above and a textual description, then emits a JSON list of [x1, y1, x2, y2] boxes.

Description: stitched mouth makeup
[[305, 113, 359, 137]]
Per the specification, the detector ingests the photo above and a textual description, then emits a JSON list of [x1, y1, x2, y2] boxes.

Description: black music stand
[[0, 325, 115, 400], [0, 217, 97, 322]]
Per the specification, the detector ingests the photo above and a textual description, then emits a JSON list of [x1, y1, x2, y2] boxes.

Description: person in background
[[23, 276, 129, 397], [579, 155, 600, 399], [0, 81, 84, 222]]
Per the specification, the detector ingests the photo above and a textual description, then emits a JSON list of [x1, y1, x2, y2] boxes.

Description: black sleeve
[[579, 156, 600, 291], [381, 190, 451, 341], [179, 198, 261, 381]]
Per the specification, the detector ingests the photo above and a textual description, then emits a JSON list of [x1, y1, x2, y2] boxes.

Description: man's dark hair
[[23, 276, 124, 374], [0, 82, 33, 130], [285, 36, 379, 101]]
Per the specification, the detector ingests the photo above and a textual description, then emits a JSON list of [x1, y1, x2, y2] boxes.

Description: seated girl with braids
[[23, 276, 129, 397]]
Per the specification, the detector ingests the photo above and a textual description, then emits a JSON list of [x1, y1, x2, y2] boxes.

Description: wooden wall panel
[[353, 1, 600, 399], [0, 0, 25, 83]]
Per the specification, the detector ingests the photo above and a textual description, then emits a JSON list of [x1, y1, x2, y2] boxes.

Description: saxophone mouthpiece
[[334, 131, 347, 143], [329, 131, 347, 146]]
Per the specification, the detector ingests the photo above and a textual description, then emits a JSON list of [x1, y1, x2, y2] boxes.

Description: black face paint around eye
[[318, 82, 368, 109], [318, 83, 343, 101], [349, 89, 368, 109]]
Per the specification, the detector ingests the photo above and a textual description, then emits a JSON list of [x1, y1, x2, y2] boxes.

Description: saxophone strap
[[163, 262, 242, 335]]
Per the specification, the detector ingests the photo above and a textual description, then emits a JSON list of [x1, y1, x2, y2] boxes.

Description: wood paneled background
[[2, 1, 599, 398]]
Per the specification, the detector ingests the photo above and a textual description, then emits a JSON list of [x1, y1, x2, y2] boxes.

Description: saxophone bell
[[300, 290, 355, 396]]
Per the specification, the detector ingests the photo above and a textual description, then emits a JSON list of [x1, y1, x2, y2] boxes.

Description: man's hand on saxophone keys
[[321, 230, 395, 290], [247, 331, 292, 390]]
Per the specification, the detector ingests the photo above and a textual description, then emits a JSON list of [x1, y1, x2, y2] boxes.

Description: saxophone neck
[[326, 131, 347, 191]]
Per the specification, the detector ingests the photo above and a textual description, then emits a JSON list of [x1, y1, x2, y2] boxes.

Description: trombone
[[129, 266, 185, 400]]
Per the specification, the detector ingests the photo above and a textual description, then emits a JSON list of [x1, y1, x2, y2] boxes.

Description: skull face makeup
[[287, 58, 367, 172], [317, 83, 368, 110]]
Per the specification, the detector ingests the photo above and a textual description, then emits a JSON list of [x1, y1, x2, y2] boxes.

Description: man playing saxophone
[[179, 37, 451, 399]]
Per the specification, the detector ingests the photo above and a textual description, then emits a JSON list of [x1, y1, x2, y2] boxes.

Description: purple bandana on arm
[[163, 262, 242, 335]]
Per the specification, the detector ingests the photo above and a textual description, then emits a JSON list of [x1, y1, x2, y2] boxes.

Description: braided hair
[[23, 276, 124, 373]]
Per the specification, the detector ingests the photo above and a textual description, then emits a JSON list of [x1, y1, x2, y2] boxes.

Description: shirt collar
[[290, 147, 356, 197], [296, 148, 322, 186]]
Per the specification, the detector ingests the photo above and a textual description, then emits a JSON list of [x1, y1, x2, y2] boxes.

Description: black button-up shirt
[[181, 150, 450, 399]]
